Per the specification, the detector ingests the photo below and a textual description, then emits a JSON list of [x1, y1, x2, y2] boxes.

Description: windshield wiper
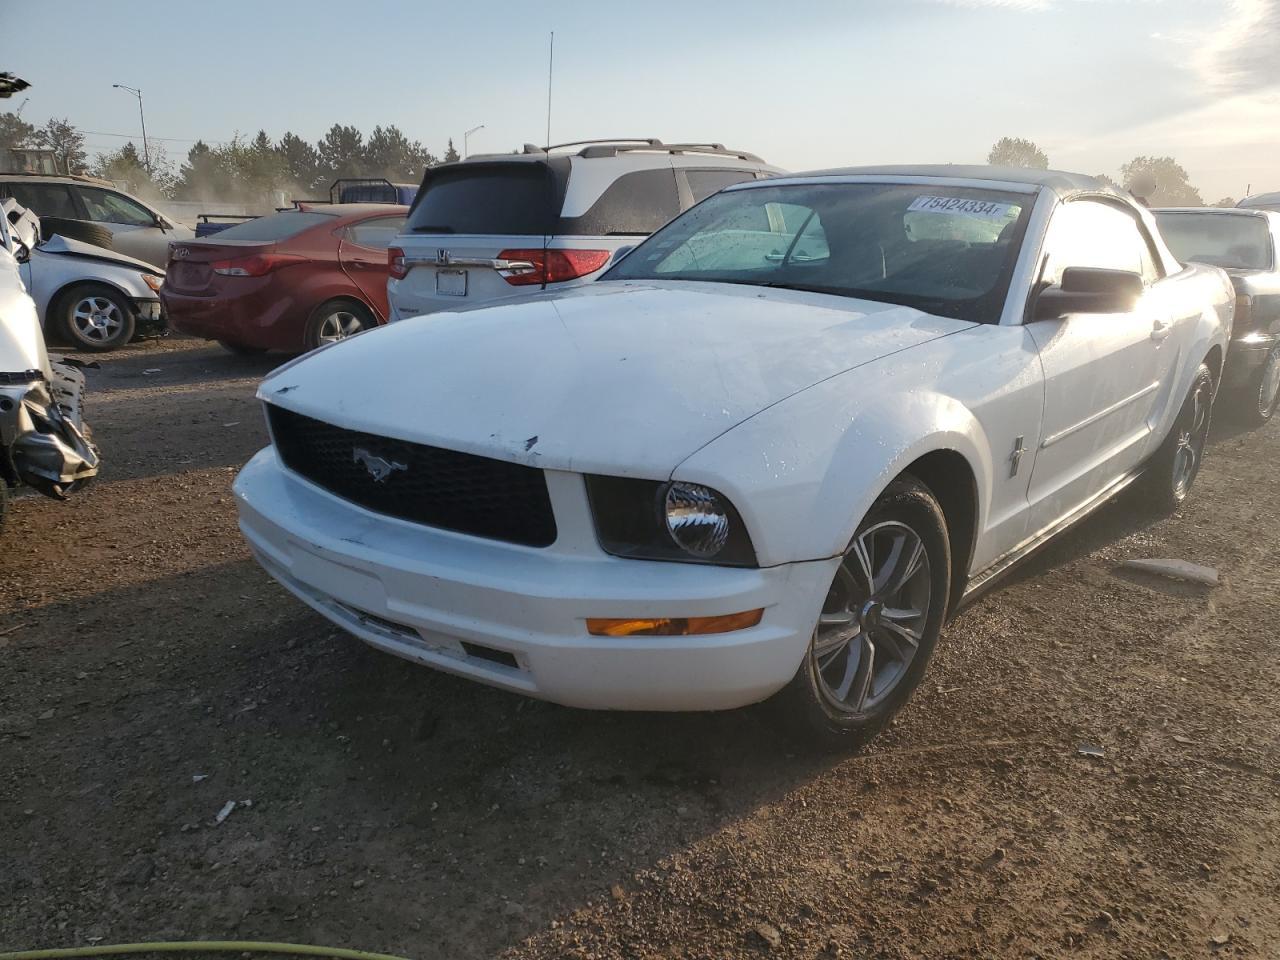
[[411, 224, 455, 233]]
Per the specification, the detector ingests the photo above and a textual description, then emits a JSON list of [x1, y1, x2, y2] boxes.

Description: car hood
[[261, 281, 972, 476], [38, 235, 161, 275]]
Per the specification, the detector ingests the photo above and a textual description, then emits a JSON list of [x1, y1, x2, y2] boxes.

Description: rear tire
[[39, 217, 113, 251], [769, 477, 951, 751], [303, 299, 374, 352], [1139, 362, 1214, 513], [218, 340, 268, 357], [52, 283, 137, 352]]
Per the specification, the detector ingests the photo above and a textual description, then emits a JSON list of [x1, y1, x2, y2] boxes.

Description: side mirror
[[609, 244, 635, 266], [155, 215, 171, 232], [1034, 266, 1144, 320]]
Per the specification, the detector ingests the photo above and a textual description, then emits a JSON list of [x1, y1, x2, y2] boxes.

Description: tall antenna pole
[[545, 32, 554, 149]]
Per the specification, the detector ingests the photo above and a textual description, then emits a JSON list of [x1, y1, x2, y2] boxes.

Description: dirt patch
[[2, 337, 1278, 959]]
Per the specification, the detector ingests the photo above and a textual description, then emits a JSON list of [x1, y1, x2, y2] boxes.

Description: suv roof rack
[[514, 139, 764, 163], [0, 170, 114, 186]]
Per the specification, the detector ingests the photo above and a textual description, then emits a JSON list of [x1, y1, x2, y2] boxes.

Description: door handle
[[1150, 319, 1172, 342]]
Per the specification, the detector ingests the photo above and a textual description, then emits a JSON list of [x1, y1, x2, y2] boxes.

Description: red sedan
[[162, 204, 408, 353]]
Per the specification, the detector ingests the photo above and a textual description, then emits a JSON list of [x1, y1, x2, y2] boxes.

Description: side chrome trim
[[1040, 381, 1159, 449], [961, 466, 1144, 603]]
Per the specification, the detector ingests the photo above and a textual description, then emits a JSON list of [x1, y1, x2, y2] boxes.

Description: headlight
[[664, 482, 730, 558], [142, 273, 164, 292], [585, 475, 757, 567]]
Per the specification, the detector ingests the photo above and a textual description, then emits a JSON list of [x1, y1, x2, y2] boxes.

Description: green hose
[[0, 942, 410, 960]]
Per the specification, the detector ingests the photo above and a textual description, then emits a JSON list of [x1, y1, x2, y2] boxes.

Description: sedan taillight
[[388, 246, 408, 280], [1235, 294, 1254, 328], [211, 253, 305, 277], [496, 248, 610, 286]]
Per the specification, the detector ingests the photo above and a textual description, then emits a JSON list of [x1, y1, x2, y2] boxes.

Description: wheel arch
[[48, 278, 139, 323], [896, 449, 979, 619], [307, 294, 376, 327], [303, 295, 377, 350], [1204, 343, 1223, 391]]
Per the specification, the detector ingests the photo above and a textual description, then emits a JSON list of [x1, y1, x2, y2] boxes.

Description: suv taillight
[[388, 246, 408, 281], [211, 253, 304, 277], [497, 249, 610, 286]]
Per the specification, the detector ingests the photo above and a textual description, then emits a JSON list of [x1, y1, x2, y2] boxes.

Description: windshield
[[601, 182, 1031, 323], [1154, 212, 1273, 270]]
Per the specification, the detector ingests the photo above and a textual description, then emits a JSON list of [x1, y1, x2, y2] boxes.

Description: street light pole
[[463, 124, 485, 160], [112, 83, 151, 173]]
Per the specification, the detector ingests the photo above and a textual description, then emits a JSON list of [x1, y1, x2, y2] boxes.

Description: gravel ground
[[2, 336, 1278, 959]]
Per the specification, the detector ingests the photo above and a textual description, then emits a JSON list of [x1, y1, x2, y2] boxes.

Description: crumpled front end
[[1, 360, 99, 499]]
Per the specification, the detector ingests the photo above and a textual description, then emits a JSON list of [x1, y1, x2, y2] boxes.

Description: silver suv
[[0, 173, 193, 269], [387, 139, 781, 319]]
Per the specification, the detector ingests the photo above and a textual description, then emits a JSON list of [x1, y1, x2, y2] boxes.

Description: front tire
[[770, 477, 951, 751], [54, 284, 137, 352], [1140, 362, 1214, 513], [303, 300, 373, 352], [1236, 344, 1280, 426]]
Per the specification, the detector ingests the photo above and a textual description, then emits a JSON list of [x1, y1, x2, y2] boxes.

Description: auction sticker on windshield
[[908, 196, 1015, 220]]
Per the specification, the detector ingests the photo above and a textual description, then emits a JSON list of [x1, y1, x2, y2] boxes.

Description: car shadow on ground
[[972, 406, 1271, 598], [72, 339, 287, 396], [0, 559, 841, 955]]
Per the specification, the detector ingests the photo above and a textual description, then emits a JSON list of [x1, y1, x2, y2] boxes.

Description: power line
[[80, 129, 232, 144]]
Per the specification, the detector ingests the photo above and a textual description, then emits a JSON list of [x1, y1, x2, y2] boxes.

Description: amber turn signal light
[[586, 609, 764, 637]]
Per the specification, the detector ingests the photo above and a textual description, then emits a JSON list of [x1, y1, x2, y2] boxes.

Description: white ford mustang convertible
[[234, 166, 1232, 747]]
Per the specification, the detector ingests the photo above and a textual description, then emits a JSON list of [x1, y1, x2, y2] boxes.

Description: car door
[[72, 186, 168, 267], [1023, 198, 1175, 528], [338, 214, 406, 320]]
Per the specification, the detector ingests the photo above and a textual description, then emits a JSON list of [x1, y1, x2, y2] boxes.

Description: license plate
[[436, 269, 467, 297]]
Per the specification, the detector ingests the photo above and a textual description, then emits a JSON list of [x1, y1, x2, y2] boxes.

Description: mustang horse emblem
[[352, 447, 407, 483]]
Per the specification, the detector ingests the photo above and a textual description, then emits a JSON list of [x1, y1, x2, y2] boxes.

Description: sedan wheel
[[1252, 344, 1280, 423], [57, 285, 136, 352], [318, 310, 365, 344], [771, 477, 951, 750], [305, 302, 373, 351]]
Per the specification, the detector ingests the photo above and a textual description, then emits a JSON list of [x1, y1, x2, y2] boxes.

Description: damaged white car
[[0, 205, 99, 529], [1, 198, 165, 352], [234, 166, 1232, 747]]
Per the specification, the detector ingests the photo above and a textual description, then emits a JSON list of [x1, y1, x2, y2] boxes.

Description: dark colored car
[[162, 204, 407, 353], [1154, 207, 1280, 424]]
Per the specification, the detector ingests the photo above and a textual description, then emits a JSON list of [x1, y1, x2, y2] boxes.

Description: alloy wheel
[[811, 520, 932, 715], [317, 310, 365, 345], [72, 295, 123, 344], [1257, 345, 1280, 420], [1172, 375, 1212, 497]]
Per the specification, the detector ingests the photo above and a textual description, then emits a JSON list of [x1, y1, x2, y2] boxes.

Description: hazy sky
[[5, 0, 1277, 201]]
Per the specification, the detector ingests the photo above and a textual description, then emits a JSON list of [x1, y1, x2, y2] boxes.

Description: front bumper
[[0, 363, 99, 498], [133, 297, 166, 335], [234, 448, 836, 711]]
